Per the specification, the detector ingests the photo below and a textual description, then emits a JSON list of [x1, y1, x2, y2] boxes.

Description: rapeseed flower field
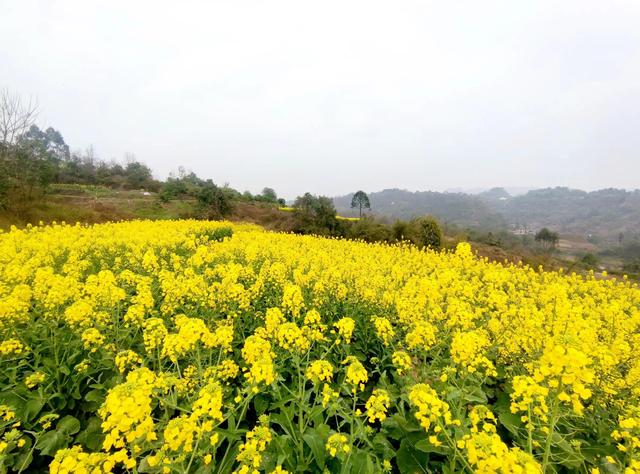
[[0, 220, 639, 473]]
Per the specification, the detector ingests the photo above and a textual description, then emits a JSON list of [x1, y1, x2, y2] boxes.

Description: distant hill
[[332, 188, 505, 229], [333, 187, 640, 240], [499, 187, 640, 239]]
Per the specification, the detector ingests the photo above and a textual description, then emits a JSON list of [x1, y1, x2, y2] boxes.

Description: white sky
[[1, 0, 639, 199]]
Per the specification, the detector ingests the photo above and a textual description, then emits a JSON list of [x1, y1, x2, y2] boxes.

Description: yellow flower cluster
[[461, 432, 541, 473], [161, 315, 233, 362], [0, 405, 16, 422], [50, 446, 135, 473], [99, 368, 157, 451], [326, 433, 350, 457], [241, 334, 276, 390], [115, 350, 142, 374], [305, 360, 334, 383], [450, 329, 497, 376], [205, 359, 240, 382], [191, 382, 225, 422], [142, 317, 168, 353], [365, 389, 391, 423], [235, 421, 272, 473], [468, 405, 498, 434], [405, 320, 437, 352], [510, 375, 550, 426], [334, 317, 355, 344], [302, 309, 326, 342], [275, 322, 310, 352], [392, 350, 412, 375], [281, 284, 304, 318], [81, 328, 105, 353], [162, 415, 200, 453], [533, 345, 594, 415], [409, 383, 459, 445], [0, 338, 27, 356], [372, 316, 395, 346], [264, 307, 285, 335], [343, 356, 368, 393], [24, 371, 46, 389], [321, 383, 339, 408], [612, 405, 640, 467]]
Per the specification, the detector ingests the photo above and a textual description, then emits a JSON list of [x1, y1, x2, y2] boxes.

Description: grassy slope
[[0, 187, 295, 231], [1, 186, 630, 278]]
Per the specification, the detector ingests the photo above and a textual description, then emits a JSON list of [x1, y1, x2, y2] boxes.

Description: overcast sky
[[1, 1, 639, 198]]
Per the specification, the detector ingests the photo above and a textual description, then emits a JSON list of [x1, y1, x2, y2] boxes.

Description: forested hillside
[[332, 189, 505, 229], [334, 187, 640, 240], [500, 188, 640, 239]]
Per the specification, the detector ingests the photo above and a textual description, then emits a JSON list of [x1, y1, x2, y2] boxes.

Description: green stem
[[344, 395, 358, 466], [542, 400, 559, 471], [438, 420, 473, 473], [17, 441, 37, 473], [185, 428, 202, 473], [527, 406, 533, 455]]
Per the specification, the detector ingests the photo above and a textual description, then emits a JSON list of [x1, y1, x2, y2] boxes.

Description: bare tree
[[0, 89, 39, 208], [0, 88, 38, 149]]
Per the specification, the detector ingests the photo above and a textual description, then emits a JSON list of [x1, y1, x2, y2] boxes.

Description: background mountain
[[333, 187, 640, 241], [500, 188, 640, 239], [332, 188, 506, 229]]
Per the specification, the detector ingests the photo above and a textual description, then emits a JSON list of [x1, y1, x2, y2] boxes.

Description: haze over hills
[[444, 187, 533, 196], [333, 189, 505, 229], [333, 187, 640, 240]]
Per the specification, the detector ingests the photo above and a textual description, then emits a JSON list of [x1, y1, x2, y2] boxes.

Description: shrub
[[196, 181, 233, 219], [410, 216, 443, 249]]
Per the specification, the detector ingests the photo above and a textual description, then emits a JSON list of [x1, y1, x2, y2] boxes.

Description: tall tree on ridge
[[350, 190, 371, 217]]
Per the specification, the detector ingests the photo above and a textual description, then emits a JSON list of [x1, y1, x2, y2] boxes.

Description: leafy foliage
[[292, 193, 340, 235], [535, 227, 559, 249], [411, 216, 443, 250], [196, 181, 233, 220]]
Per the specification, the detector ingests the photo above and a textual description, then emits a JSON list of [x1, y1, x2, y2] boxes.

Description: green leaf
[[216, 442, 239, 474], [316, 423, 330, 437], [303, 429, 326, 468], [23, 398, 45, 421], [396, 439, 430, 474], [372, 433, 396, 459], [227, 413, 237, 431], [35, 431, 65, 456], [445, 388, 462, 402], [309, 405, 325, 428], [498, 411, 524, 436], [75, 417, 103, 451], [270, 413, 290, 434], [13, 449, 34, 472], [551, 432, 583, 468], [253, 394, 270, 415], [57, 415, 81, 435], [414, 438, 448, 455], [385, 413, 422, 440], [50, 393, 68, 411], [71, 383, 82, 400], [272, 434, 294, 460], [350, 449, 374, 473], [85, 389, 104, 403], [462, 386, 488, 404]]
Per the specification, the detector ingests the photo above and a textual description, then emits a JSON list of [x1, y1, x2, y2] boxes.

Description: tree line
[[0, 89, 288, 213], [0, 89, 161, 209], [1, 89, 444, 249], [288, 191, 442, 249]]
